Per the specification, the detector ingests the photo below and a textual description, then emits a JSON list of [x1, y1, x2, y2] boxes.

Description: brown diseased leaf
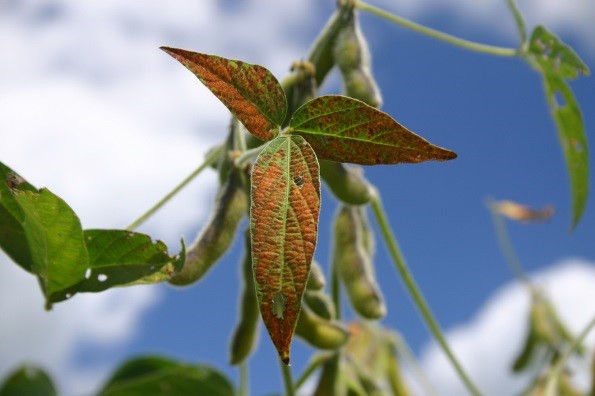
[[289, 95, 456, 165], [493, 200, 554, 222], [250, 135, 320, 364], [161, 47, 286, 141]]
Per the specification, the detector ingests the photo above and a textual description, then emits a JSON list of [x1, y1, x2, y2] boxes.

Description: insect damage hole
[[293, 175, 304, 187], [97, 273, 108, 282]]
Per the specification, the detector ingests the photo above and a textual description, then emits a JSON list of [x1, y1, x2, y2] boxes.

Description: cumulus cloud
[[420, 259, 595, 396]]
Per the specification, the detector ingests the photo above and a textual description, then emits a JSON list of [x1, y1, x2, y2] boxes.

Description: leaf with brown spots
[[288, 95, 457, 165], [161, 47, 286, 141], [250, 135, 320, 364]]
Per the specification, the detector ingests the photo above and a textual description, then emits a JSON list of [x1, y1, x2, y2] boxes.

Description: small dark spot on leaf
[[6, 172, 25, 190], [293, 175, 304, 187]]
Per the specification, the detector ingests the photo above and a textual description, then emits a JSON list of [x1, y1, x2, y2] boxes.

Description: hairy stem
[[126, 145, 224, 231], [279, 357, 295, 396], [239, 362, 248, 396], [355, 1, 517, 57], [485, 198, 531, 288], [369, 188, 482, 396]]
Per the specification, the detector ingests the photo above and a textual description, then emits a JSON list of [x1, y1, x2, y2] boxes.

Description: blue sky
[[1, 1, 594, 395]]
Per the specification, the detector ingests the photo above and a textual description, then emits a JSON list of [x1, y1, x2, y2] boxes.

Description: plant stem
[[545, 315, 595, 393], [331, 248, 341, 320], [369, 189, 482, 396], [294, 354, 330, 391], [239, 362, 248, 396], [485, 198, 531, 287], [126, 145, 224, 231], [234, 146, 262, 168], [355, 1, 517, 57], [393, 332, 438, 396], [505, 0, 527, 45], [279, 357, 295, 396]]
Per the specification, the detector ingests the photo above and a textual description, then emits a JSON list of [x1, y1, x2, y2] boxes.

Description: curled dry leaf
[[250, 135, 321, 364], [492, 200, 554, 222], [161, 47, 286, 141]]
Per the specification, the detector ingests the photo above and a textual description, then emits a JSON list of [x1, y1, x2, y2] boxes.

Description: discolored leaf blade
[[250, 135, 321, 364], [543, 74, 588, 229], [288, 95, 457, 165], [0, 365, 56, 396], [161, 47, 286, 141], [528, 26, 590, 80], [49, 231, 185, 304], [99, 356, 234, 396]]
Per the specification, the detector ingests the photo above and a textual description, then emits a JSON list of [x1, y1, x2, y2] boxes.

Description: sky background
[[1, 1, 594, 395]]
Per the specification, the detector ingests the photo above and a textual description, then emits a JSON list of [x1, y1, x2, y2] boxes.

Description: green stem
[[505, 0, 527, 45], [126, 145, 224, 231], [369, 189, 482, 396], [234, 146, 262, 168], [485, 198, 531, 288], [294, 354, 330, 390], [239, 362, 248, 396], [355, 1, 517, 57], [393, 332, 438, 396], [545, 315, 595, 393], [331, 251, 341, 321], [279, 357, 295, 396]]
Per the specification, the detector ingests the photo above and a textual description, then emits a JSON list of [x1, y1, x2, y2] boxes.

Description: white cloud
[[420, 259, 595, 395]]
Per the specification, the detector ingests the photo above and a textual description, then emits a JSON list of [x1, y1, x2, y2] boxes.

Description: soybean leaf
[[99, 356, 234, 396], [543, 74, 588, 228], [161, 47, 287, 141], [0, 163, 39, 272], [250, 135, 321, 364], [0, 365, 56, 396], [49, 231, 186, 304], [528, 26, 590, 80], [525, 26, 590, 228], [288, 95, 457, 165]]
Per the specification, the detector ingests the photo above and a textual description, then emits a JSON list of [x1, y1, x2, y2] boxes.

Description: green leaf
[[99, 356, 234, 396], [250, 135, 321, 364], [14, 188, 89, 302], [0, 365, 56, 396], [543, 74, 588, 228], [49, 231, 186, 304], [288, 96, 457, 165], [161, 47, 287, 141], [528, 26, 590, 80]]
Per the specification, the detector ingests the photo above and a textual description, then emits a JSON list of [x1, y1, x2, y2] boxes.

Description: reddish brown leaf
[[161, 47, 286, 141], [250, 135, 320, 364], [289, 95, 457, 165]]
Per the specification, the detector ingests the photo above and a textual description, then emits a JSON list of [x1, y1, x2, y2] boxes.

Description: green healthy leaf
[[0, 163, 39, 272], [99, 356, 234, 396], [250, 135, 321, 364], [528, 26, 590, 80], [161, 47, 287, 141], [288, 96, 457, 165], [0, 365, 56, 396], [49, 231, 185, 304], [14, 188, 89, 302], [543, 74, 588, 228]]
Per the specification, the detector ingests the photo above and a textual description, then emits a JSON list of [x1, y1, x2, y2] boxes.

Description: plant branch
[[505, 0, 527, 46], [279, 357, 295, 396], [485, 198, 531, 287], [369, 188, 482, 396], [392, 332, 438, 396], [545, 315, 595, 393], [126, 145, 224, 231], [355, 1, 517, 57], [239, 362, 248, 396], [294, 353, 330, 390], [234, 146, 262, 168]]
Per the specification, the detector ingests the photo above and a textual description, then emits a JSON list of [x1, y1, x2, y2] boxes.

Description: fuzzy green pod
[[281, 61, 318, 125], [320, 160, 372, 205], [169, 168, 247, 285], [512, 329, 538, 373], [386, 349, 411, 396], [295, 304, 350, 350], [229, 231, 260, 365], [307, 260, 326, 291], [304, 290, 336, 320], [333, 10, 382, 108], [334, 205, 386, 319], [355, 205, 375, 255]]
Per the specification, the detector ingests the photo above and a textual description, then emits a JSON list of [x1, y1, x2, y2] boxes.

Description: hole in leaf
[[97, 273, 108, 282], [85, 268, 91, 279], [293, 175, 304, 187], [553, 90, 566, 108], [65, 293, 71, 299]]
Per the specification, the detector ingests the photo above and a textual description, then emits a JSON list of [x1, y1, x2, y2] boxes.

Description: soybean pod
[[304, 290, 336, 320], [333, 8, 382, 107], [229, 230, 260, 365], [169, 168, 247, 285], [307, 259, 326, 291], [295, 304, 350, 350], [334, 205, 386, 320], [320, 160, 372, 205]]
